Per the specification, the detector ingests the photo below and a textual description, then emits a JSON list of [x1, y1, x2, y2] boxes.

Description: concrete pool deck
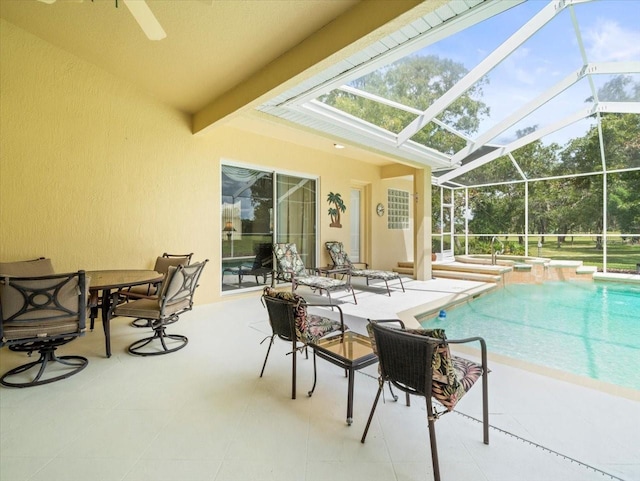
[[1, 276, 638, 481]]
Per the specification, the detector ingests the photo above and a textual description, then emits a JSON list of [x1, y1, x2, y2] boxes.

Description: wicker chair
[[361, 320, 489, 481], [0, 271, 88, 387], [325, 241, 404, 296], [110, 260, 207, 356], [273, 242, 357, 304], [260, 287, 347, 399]]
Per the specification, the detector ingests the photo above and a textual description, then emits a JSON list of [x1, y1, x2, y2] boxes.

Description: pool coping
[[452, 343, 640, 402]]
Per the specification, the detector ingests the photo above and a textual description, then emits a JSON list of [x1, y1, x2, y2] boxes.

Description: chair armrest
[[112, 290, 157, 302], [306, 302, 346, 333], [447, 336, 488, 367], [368, 318, 406, 329]]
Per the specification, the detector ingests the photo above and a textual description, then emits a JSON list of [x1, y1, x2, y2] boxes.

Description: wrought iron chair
[[325, 241, 405, 296], [361, 320, 489, 481], [260, 287, 347, 399], [0, 257, 55, 277], [127, 252, 193, 328], [273, 242, 357, 304], [0, 271, 88, 387], [110, 260, 207, 356]]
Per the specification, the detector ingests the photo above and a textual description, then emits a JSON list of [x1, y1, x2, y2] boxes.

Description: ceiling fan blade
[[37, 0, 58, 4], [122, 0, 166, 41]]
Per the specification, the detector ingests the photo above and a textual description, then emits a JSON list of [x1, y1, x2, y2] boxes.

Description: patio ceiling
[[257, 0, 640, 186]]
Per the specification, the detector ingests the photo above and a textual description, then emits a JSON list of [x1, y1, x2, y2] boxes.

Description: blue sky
[[413, 0, 640, 148]]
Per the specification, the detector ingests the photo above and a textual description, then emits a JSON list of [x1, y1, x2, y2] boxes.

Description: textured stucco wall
[[1, 19, 419, 303]]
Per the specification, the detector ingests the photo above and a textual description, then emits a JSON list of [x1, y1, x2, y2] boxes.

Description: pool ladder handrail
[[490, 236, 504, 265]]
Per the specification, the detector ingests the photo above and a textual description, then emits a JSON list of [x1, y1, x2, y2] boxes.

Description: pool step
[[432, 270, 503, 283]]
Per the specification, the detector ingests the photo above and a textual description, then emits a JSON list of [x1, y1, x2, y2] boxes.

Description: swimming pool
[[421, 281, 640, 391]]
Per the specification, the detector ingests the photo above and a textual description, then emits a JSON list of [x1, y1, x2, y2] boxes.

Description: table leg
[[346, 366, 355, 425], [100, 289, 112, 358]]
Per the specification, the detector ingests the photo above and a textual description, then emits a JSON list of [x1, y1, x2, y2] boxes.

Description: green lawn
[[528, 236, 639, 271], [452, 235, 639, 272]]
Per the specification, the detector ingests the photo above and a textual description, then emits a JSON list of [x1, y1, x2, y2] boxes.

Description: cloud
[[584, 20, 640, 62]]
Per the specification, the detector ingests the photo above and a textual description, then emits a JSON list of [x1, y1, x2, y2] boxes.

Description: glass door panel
[[221, 165, 273, 291], [276, 174, 317, 268]]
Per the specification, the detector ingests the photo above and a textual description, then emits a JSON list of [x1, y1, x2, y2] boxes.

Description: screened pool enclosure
[[259, 0, 639, 272]]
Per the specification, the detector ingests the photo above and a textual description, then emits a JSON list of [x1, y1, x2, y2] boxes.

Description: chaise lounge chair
[[273, 243, 357, 304], [325, 241, 405, 296]]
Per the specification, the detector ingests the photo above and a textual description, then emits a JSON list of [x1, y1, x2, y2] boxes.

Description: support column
[[413, 168, 432, 281]]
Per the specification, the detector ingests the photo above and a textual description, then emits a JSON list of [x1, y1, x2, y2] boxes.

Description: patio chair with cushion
[[110, 260, 208, 356], [127, 252, 193, 328], [0, 257, 55, 277], [273, 243, 357, 304], [260, 286, 347, 399], [0, 271, 89, 387], [361, 320, 489, 481], [325, 241, 405, 296]]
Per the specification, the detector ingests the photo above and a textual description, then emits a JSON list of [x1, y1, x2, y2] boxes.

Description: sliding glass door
[[221, 164, 316, 291]]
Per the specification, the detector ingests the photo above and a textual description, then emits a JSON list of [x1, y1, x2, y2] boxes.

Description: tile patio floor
[[1, 277, 638, 481]]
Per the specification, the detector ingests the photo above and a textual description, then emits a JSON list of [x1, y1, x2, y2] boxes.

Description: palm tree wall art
[[327, 192, 346, 228]]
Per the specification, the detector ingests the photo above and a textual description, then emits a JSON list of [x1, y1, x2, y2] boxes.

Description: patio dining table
[[87, 269, 163, 358]]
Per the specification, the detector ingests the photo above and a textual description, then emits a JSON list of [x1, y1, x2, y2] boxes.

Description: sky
[[427, 0, 640, 147], [363, 0, 640, 150]]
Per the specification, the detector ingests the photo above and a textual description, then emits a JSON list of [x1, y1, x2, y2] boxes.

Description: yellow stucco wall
[[1, 20, 425, 304]]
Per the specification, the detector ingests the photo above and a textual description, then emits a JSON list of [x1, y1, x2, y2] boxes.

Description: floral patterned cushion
[[325, 242, 353, 269], [351, 269, 400, 280], [366, 324, 482, 411], [296, 275, 347, 290], [263, 287, 344, 344], [273, 243, 308, 278]]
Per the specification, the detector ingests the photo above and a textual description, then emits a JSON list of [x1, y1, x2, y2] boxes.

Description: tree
[[321, 55, 490, 154]]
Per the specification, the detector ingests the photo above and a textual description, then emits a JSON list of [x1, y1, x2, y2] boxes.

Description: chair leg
[[0, 346, 88, 388], [361, 380, 384, 443], [384, 279, 391, 296], [426, 398, 441, 481], [260, 335, 275, 378], [291, 338, 297, 400], [308, 349, 317, 397], [397, 276, 405, 292]]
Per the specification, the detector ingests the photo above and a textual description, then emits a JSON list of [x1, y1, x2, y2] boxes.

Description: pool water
[[422, 281, 640, 391]]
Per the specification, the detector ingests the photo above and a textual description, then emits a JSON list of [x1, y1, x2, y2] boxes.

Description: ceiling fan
[[37, 0, 166, 41]]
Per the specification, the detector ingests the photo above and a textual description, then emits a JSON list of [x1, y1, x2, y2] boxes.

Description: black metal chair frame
[[361, 321, 489, 481], [0, 271, 88, 388], [260, 293, 346, 399], [111, 260, 207, 356]]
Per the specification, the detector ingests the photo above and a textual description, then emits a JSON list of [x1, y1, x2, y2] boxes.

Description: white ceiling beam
[[396, 0, 592, 146], [338, 85, 475, 141], [299, 101, 453, 167]]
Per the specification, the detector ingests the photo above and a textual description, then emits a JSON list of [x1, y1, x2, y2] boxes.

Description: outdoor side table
[[310, 331, 378, 425]]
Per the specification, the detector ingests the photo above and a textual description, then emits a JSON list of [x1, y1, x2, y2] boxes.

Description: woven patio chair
[[0, 271, 88, 387], [273, 242, 357, 304], [325, 241, 405, 296], [260, 287, 347, 399], [361, 320, 489, 481]]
